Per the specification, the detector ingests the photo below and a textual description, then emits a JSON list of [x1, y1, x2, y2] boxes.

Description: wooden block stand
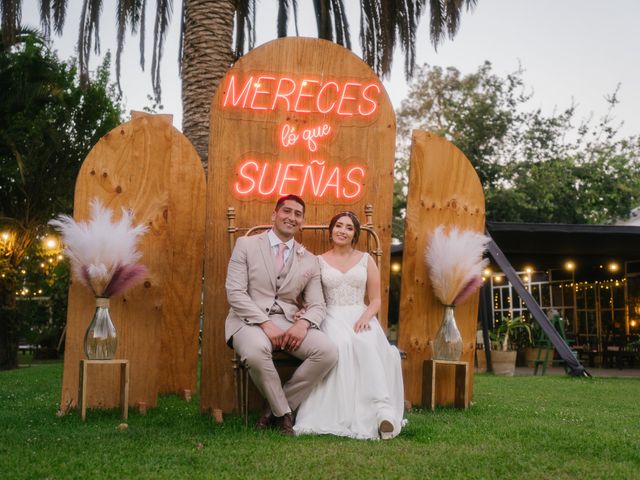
[[422, 360, 469, 410], [78, 360, 129, 421]]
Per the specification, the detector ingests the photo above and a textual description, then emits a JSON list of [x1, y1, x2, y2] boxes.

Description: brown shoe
[[255, 408, 273, 431], [378, 419, 394, 440], [279, 412, 294, 436]]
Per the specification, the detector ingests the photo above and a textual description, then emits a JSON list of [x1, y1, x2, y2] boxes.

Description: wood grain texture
[[398, 131, 485, 407], [60, 113, 205, 411], [201, 38, 396, 414]]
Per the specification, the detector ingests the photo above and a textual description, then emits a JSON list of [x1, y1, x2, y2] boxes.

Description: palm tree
[[1, 0, 477, 166]]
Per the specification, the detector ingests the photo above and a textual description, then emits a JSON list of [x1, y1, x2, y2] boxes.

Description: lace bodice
[[320, 253, 368, 306]]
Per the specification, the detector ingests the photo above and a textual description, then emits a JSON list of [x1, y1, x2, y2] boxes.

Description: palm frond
[[138, 0, 146, 70], [291, 0, 299, 36], [77, 0, 104, 86], [277, 0, 289, 38], [151, 0, 172, 102], [52, 0, 66, 35], [115, 0, 128, 93], [314, 0, 332, 41], [277, 0, 301, 38], [40, 0, 51, 37], [234, 0, 254, 58], [330, 0, 350, 49], [430, 0, 476, 48]]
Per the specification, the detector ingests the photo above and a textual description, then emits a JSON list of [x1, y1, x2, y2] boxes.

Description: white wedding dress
[[294, 253, 405, 439]]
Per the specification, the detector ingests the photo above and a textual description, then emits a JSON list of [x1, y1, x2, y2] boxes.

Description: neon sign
[[223, 71, 379, 202], [234, 159, 365, 200], [280, 122, 332, 152], [222, 74, 380, 117]]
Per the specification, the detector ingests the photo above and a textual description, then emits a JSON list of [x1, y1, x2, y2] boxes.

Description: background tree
[[0, 30, 122, 370], [393, 62, 640, 238], [1, 0, 477, 166]]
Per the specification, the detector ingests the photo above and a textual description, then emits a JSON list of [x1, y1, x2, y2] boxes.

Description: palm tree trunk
[[181, 0, 236, 171]]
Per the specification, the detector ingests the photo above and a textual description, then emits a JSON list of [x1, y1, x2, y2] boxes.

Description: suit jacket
[[225, 231, 326, 342]]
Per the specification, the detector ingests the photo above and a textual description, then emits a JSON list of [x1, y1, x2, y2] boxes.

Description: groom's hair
[[275, 194, 306, 214]]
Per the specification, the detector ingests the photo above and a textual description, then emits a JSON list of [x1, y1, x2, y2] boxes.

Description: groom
[[225, 194, 338, 434]]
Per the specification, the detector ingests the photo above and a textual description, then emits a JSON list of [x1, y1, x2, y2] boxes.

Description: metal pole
[[479, 282, 493, 372], [486, 233, 589, 377]]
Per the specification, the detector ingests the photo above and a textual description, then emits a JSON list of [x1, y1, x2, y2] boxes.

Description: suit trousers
[[232, 314, 338, 417]]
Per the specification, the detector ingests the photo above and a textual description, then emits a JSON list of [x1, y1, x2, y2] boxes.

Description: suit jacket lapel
[[258, 233, 276, 289]]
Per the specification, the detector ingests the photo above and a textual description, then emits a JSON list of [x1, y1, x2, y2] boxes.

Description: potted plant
[[489, 316, 532, 376]]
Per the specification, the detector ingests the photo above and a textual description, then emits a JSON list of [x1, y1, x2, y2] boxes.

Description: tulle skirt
[[294, 303, 404, 439]]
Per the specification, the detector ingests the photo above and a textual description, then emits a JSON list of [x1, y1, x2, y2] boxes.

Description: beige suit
[[225, 232, 337, 416]]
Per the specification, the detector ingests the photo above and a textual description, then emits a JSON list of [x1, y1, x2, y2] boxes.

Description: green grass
[[1, 363, 640, 480]]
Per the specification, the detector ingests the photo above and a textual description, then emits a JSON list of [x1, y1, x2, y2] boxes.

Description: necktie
[[275, 243, 287, 274]]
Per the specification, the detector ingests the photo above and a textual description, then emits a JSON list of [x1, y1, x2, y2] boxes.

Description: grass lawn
[[1, 361, 640, 480]]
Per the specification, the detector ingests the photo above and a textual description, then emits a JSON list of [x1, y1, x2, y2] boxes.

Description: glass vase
[[84, 297, 117, 360], [432, 304, 463, 361]]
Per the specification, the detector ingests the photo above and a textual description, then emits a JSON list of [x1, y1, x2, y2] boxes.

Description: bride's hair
[[329, 211, 361, 245]]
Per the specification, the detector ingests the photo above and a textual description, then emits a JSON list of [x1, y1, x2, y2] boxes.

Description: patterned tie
[[275, 243, 287, 274]]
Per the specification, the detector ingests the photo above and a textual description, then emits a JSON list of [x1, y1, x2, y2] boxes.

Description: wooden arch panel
[[398, 131, 485, 407], [201, 38, 396, 414], [60, 113, 206, 411]]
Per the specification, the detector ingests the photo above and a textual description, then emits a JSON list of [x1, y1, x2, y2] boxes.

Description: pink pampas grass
[[425, 226, 490, 305], [49, 199, 148, 297]]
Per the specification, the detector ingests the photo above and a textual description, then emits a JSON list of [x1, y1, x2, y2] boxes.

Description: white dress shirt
[[267, 229, 294, 264]]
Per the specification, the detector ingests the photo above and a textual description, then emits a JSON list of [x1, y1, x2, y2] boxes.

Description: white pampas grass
[[49, 199, 148, 297], [425, 226, 490, 305]]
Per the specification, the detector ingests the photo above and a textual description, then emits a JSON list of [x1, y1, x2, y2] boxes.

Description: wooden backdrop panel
[[201, 38, 396, 414], [398, 131, 485, 407], [60, 113, 205, 411]]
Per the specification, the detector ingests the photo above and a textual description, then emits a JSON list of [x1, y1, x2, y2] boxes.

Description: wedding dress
[[294, 253, 405, 439]]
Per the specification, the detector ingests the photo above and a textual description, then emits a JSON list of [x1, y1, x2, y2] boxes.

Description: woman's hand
[[293, 308, 306, 322], [354, 317, 371, 333]]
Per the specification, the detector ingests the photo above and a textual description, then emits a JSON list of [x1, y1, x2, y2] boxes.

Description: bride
[[293, 211, 405, 440]]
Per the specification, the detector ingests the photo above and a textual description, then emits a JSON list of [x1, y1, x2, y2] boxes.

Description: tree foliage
[[3, 1, 477, 163], [0, 30, 122, 369], [394, 62, 640, 236], [2, 1, 476, 98]]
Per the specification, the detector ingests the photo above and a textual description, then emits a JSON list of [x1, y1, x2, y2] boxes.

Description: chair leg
[[233, 355, 249, 426], [541, 348, 550, 375], [243, 365, 249, 427]]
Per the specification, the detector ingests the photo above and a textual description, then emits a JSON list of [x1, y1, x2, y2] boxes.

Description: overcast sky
[[23, 1, 640, 138]]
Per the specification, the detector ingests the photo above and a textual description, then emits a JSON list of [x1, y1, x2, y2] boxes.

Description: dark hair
[[329, 211, 361, 245], [275, 194, 305, 214]]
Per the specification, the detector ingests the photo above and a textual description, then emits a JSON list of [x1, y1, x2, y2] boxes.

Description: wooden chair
[[226, 205, 383, 425]]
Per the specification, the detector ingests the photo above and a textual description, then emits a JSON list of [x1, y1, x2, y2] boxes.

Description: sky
[[22, 1, 640, 138]]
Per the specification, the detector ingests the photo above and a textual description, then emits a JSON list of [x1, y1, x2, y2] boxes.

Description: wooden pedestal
[[78, 360, 129, 421], [422, 360, 469, 410]]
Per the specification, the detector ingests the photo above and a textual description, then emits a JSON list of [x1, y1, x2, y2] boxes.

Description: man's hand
[[259, 320, 285, 350], [282, 319, 310, 351]]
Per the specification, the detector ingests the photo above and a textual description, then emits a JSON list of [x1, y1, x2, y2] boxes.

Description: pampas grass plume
[[49, 198, 148, 297], [425, 226, 490, 305]]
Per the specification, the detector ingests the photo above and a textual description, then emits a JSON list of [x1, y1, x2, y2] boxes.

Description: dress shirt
[[267, 229, 294, 264]]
